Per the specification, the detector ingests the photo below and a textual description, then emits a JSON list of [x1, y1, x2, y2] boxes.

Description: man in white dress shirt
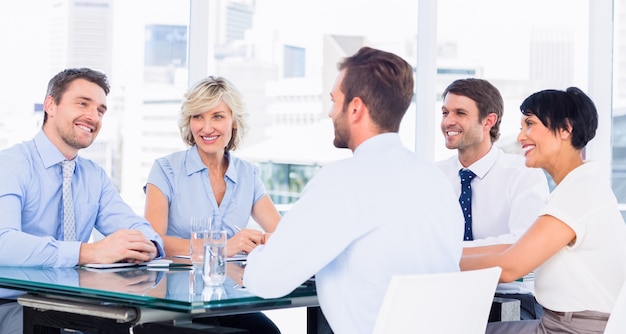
[[437, 78, 550, 320], [244, 47, 464, 334]]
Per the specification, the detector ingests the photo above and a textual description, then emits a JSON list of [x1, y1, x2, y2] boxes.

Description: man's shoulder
[[76, 155, 108, 175], [497, 149, 524, 160], [434, 154, 458, 177], [435, 154, 457, 164], [495, 150, 534, 171], [0, 141, 34, 168], [492, 151, 547, 187]]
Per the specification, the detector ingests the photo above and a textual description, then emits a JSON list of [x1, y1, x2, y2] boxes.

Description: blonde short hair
[[178, 76, 249, 151]]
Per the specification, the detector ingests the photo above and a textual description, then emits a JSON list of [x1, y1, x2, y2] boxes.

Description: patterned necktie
[[459, 169, 476, 241], [61, 160, 77, 241]]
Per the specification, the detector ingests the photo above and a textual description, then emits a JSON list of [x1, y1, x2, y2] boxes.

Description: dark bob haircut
[[519, 87, 597, 150]]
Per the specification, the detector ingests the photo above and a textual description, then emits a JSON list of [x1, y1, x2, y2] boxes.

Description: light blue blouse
[[146, 146, 267, 238]]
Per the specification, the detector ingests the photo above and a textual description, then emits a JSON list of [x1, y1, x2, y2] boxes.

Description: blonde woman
[[144, 76, 281, 333]]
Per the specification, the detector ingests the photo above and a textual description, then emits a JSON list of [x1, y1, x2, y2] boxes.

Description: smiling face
[[517, 114, 561, 169], [441, 93, 490, 153], [43, 78, 107, 158], [189, 100, 235, 157]]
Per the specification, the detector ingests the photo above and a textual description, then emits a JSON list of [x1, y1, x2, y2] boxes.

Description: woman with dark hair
[[461, 87, 626, 333]]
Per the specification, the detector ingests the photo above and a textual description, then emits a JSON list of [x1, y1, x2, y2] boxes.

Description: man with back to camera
[[243, 47, 464, 333], [437, 78, 549, 320]]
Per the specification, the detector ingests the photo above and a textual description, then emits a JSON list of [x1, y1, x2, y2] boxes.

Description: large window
[[614, 0, 626, 219], [0, 0, 623, 218], [434, 0, 590, 160], [144, 24, 188, 68]]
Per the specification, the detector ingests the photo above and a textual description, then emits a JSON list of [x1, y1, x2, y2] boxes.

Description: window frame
[[188, 0, 620, 211]]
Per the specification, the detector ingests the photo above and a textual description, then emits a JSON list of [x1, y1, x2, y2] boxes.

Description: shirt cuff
[[58, 241, 82, 267], [152, 240, 165, 259]]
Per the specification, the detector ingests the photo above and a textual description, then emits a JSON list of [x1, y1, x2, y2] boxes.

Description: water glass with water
[[203, 229, 227, 286], [190, 217, 210, 267], [203, 285, 226, 301]]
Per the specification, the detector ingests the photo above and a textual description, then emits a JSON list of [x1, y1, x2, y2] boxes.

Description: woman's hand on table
[[227, 228, 264, 257]]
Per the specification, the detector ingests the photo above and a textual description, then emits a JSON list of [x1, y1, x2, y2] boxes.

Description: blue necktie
[[459, 169, 476, 241]]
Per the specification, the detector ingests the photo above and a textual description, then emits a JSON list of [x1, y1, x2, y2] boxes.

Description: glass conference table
[[0, 262, 321, 333]]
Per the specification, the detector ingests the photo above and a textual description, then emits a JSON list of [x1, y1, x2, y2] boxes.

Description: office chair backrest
[[604, 281, 626, 334], [373, 266, 502, 334]]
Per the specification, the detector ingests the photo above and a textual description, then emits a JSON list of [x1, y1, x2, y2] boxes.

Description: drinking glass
[[203, 285, 226, 301], [190, 217, 210, 267], [203, 229, 227, 286]]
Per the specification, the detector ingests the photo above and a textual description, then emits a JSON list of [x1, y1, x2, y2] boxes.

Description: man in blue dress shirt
[[0, 68, 164, 268]]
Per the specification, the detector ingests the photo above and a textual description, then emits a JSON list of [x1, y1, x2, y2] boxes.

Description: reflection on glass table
[[0, 263, 317, 314]]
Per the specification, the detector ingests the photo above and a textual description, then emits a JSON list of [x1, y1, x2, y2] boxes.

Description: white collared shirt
[[437, 146, 549, 246], [437, 146, 549, 294], [245, 133, 463, 334]]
